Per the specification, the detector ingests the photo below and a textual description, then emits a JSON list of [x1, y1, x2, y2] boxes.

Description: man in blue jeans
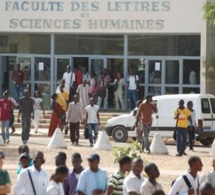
[[174, 99, 192, 156], [85, 98, 100, 147], [128, 69, 139, 110]]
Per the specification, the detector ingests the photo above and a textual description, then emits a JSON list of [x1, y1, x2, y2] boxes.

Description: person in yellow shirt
[[57, 84, 69, 133], [174, 99, 192, 157]]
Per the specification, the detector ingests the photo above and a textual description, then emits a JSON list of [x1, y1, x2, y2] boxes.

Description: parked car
[[104, 94, 215, 146]]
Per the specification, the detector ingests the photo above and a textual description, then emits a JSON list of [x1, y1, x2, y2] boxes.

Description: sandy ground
[[1, 142, 214, 195]]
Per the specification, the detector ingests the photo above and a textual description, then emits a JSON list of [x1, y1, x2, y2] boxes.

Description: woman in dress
[[33, 90, 45, 133], [48, 93, 64, 137], [46, 165, 68, 195]]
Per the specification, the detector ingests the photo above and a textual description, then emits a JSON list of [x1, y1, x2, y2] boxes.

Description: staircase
[[13, 110, 123, 130]]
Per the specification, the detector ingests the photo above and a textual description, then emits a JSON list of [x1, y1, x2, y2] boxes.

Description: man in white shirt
[[168, 156, 203, 195], [14, 151, 48, 195], [85, 98, 100, 147], [123, 158, 145, 195], [128, 69, 139, 110], [62, 65, 76, 101]]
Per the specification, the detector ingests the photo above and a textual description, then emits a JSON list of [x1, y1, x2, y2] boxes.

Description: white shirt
[[140, 179, 163, 195], [128, 75, 139, 90], [9, 96, 18, 107], [33, 97, 43, 110], [62, 71, 76, 94], [123, 171, 145, 195], [201, 170, 215, 188], [76, 84, 90, 107], [14, 165, 48, 195], [82, 73, 91, 82], [85, 104, 99, 124], [168, 171, 200, 195], [46, 180, 65, 195]]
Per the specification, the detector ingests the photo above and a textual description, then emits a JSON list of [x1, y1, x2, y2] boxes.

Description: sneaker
[[146, 150, 151, 154], [23, 141, 27, 144], [34, 130, 38, 134], [6, 140, 10, 144], [176, 153, 182, 156], [183, 152, 187, 155], [75, 142, 79, 146], [90, 143, 93, 147]]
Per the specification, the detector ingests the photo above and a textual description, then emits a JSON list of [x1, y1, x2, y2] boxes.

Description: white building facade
[[0, 0, 207, 109]]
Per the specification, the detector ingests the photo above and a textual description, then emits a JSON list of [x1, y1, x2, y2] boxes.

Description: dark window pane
[[210, 98, 215, 113], [201, 98, 210, 113]]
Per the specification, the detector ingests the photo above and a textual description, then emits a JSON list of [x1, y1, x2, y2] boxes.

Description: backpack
[[171, 175, 192, 194]]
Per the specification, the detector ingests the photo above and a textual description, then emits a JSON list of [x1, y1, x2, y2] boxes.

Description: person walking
[[135, 95, 157, 154], [48, 93, 64, 137], [67, 95, 84, 145], [0, 91, 14, 144], [33, 90, 45, 134], [187, 101, 197, 151], [76, 79, 90, 108], [62, 65, 76, 102], [77, 153, 108, 195], [85, 98, 100, 147], [57, 84, 69, 134], [113, 72, 125, 111], [8, 91, 18, 135], [97, 69, 111, 110], [123, 158, 145, 195], [17, 89, 34, 144], [127, 68, 139, 110], [12, 64, 24, 102], [63, 153, 84, 195], [14, 151, 48, 195], [174, 99, 192, 156], [46, 165, 69, 195], [106, 156, 132, 195], [0, 152, 11, 195], [169, 156, 203, 195]]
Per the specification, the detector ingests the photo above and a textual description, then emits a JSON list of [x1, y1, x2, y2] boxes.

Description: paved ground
[[1, 127, 214, 194]]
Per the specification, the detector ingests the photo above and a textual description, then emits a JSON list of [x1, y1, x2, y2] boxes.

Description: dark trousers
[[21, 115, 31, 142], [69, 122, 80, 143], [188, 126, 195, 150], [176, 127, 188, 155]]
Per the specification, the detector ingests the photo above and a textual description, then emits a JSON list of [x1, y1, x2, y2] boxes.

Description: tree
[[203, 1, 215, 26]]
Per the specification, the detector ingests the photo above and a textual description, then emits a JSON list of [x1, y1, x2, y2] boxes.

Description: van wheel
[[200, 138, 214, 146], [112, 126, 128, 142]]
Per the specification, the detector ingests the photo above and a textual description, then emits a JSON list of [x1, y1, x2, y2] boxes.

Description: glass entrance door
[[89, 58, 106, 76], [17, 57, 32, 94], [54, 57, 71, 91]]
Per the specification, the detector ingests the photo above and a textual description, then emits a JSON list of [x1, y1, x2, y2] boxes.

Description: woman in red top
[[48, 93, 64, 137]]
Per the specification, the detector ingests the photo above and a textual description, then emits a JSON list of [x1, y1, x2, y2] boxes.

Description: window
[[201, 98, 211, 113], [210, 98, 215, 113]]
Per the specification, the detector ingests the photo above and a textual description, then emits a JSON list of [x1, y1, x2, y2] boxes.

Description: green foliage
[[203, 58, 215, 80], [203, 1, 215, 26], [112, 141, 144, 163]]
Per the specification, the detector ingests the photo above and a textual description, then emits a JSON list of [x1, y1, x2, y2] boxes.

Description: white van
[[104, 94, 215, 146]]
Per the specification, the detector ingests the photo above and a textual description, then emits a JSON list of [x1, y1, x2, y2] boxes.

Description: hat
[[87, 153, 100, 161], [0, 152, 5, 159], [179, 99, 184, 104], [19, 152, 30, 160]]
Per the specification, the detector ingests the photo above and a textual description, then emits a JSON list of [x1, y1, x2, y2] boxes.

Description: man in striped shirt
[[106, 156, 132, 195]]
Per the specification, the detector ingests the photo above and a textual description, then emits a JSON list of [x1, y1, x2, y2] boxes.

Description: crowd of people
[[1, 145, 215, 195]]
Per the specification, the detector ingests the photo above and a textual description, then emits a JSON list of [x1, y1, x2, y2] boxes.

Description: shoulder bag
[[27, 169, 37, 195]]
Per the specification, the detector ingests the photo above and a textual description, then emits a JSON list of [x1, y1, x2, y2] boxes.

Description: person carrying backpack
[[168, 156, 203, 195]]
